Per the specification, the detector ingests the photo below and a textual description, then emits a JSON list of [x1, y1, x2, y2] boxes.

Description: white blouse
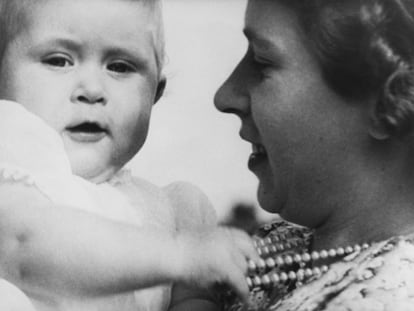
[[0, 100, 173, 311]]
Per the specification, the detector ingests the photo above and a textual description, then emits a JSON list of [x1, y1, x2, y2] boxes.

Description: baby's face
[[0, 0, 161, 182]]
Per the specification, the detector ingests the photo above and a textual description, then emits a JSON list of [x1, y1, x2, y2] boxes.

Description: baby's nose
[[71, 68, 107, 105], [76, 92, 106, 105]]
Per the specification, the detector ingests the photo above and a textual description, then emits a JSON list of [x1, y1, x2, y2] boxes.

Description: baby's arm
[[165, 182, 258, 311], [0, 181, 190, 300]]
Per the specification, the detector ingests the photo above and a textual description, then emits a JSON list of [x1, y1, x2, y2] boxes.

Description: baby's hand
[[174, 226, 260, 302]]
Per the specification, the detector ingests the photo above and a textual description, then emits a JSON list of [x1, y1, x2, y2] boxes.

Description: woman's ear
[[368, 101, 391, 140], [154, 77, 167, 104], [368, 117, 391, 140]]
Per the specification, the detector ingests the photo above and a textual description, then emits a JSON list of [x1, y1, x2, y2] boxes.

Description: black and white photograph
[[0, 0, 413, 310]]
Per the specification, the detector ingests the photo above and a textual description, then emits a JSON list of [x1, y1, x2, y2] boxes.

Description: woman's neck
[[309, 148, 414, 250], [311, 195, 414, 252]]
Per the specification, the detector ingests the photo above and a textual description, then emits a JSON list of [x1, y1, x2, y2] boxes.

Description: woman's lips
[[65, 122, 108, 143], [248, 144, 267, 170]]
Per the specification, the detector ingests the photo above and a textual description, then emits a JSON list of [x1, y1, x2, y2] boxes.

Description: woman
[[215, 0, 414, 309]]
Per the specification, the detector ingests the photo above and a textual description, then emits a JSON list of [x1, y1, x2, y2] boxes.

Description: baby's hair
[[0, 0, 165, 76], [137, 0, 166, 75], [0, 1, 29, 65], [278, 0, 414, 137]]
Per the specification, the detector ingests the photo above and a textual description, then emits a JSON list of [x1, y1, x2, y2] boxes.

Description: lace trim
[[0, 164, 55, 202], [106, 169, 133, 186], [0, 165, 37, 187]]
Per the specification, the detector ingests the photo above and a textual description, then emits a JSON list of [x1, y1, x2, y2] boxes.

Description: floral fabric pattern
[[223, 221, 414, 311]]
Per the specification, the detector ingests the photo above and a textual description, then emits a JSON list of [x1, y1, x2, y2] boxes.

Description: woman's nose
[[71, 66, 107, 105], [214, 63, 250, 117]]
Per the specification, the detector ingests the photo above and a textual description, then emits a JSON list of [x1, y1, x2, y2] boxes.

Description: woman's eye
[[247, 49, 274, 77], [253, 57, 272, 70], [107, 62, 136, 73], [42, 56, 72, 67], [252, 59, 272, 79]]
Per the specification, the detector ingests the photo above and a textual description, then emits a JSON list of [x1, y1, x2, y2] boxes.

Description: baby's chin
[[70, 160, 120, 184], [62, 142, 122, 183]]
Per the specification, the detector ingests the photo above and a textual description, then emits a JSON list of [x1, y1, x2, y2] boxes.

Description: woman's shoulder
[[346, 235, 414, 308], [226, 223, 414, 311], [274, 234, 414, 311]]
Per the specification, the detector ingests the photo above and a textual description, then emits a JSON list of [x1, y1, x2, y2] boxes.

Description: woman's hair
[[0, 0, 165, 75], [279, 0, 414, 137]]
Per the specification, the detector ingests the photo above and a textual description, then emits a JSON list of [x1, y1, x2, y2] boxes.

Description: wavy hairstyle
[[279, 0, 414, 137], [0, 0, 165, 75]]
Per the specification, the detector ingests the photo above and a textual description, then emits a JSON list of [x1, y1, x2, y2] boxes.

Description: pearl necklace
[[246, 234, 371, 290]]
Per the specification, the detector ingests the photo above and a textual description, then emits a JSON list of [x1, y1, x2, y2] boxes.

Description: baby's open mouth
[[67, 122, 107, 133], [66, 122, 108, 143]]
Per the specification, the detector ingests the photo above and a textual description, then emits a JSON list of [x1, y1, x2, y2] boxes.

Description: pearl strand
[[247, 265, 330, 289], [253, 235, 307, 257], [246, 239, 371, 290]]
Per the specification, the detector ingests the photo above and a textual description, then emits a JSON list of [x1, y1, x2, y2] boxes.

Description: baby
[[0, 0, 258, 310]]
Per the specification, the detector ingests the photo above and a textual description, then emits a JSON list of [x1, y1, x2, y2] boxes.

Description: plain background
[[130, 0, 272, 221]]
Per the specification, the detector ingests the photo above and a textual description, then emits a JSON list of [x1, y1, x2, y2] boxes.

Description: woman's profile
[[215, 0, 414, 309]]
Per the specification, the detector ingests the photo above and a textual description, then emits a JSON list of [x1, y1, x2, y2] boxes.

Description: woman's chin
[[257, 183, 284, 215]]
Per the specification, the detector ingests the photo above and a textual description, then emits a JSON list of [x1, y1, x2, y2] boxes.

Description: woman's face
[[215, 0, 368, 226]]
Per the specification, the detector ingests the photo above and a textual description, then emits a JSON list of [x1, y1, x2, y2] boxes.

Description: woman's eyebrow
[[243, 28, 284, 57], [243, 28, 257, 40], [244, 28, 278, 49], [244, 28, 268, 45]]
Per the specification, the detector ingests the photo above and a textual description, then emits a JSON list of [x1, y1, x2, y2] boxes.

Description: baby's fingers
[[224, 265, 251, 304], [229, 228, 261, 262]]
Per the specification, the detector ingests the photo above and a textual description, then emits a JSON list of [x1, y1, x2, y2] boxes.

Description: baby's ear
[[154, 77, 167, 104]]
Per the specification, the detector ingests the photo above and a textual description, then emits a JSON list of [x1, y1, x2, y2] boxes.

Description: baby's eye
[[107, 61, 136, 74], [42, 55, 73, 67]]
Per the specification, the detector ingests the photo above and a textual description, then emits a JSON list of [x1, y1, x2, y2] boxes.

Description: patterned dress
[[223, 221, 414, 311]]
